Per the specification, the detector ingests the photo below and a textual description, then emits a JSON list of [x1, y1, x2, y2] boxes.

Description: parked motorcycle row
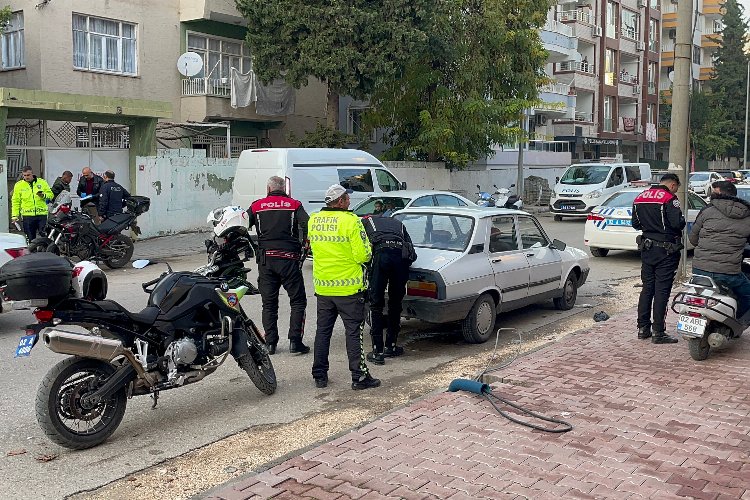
[[475, 183, 523, 209]]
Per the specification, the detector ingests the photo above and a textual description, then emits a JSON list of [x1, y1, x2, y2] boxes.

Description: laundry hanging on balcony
[[230, 67, 257, 109], [255, 78, 296, 116]]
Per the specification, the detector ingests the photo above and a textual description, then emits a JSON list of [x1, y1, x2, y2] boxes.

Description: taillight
[[407, 280, 438, 298], [5, 247, 29, 259], [34, 309, 54, 323], [684, 295, 719, 307], [60, 205, 71, 214], [587, 213, 605, 222]]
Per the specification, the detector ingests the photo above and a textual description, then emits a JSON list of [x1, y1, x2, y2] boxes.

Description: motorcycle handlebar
[[141, 276, 161, 293]]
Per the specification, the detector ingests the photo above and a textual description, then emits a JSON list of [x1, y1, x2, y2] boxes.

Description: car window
[[353, 196, 410, 216], [601, 190, 641, 207], [338, 168, 374, 192], [606, 167, 624, 188], [393, 213, 474, 251], [737, 188, 750, 203], [690, 173, 709, 181], [625, 165, 642, 182], [687, 193, 707, 210], [410, 195, 435, 207], [374, 169, 401, 192], [435, 194, 466, 207], [560, 165, 611, 185], [517, 217, 549, 249], [489, 216, 519, 253]]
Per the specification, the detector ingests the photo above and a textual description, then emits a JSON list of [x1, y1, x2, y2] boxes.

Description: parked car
[[584, 185, 708, 257], [716, 171, 744, 184], [392, 207, 590, 343], [353, 190, 474, 216], [0, 232, 30, 312], [737, 169, 750, 181], [735, 184, 750, 203], [689, 171, 724, 197]]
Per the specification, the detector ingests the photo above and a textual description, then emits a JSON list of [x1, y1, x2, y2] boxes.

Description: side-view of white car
[[689, 171, 724, 197], [584, 185, 707, 257]]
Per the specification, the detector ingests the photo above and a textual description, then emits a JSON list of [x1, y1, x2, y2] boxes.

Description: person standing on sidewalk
[[689, 180, 750, 322], [51, 171, 73, 199], [309, 184, 380, 391], [248, 176, 310, 356], [98, 170, 130, 219], [631, 173, 685, 344], [362, 213, 416, 365], [11, 166, 54, 242]]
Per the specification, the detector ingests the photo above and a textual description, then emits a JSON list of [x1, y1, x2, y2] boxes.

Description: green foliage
[[0, 6, 11, 34], [286, 122, 358, 149], [710, 0, 749, 158], [366, 0, 550, 168]]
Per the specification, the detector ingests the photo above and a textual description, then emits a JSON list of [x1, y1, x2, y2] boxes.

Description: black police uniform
[[249, 190, 310, 354], [98, 180, 130, 218], [363, 215, 415, 360], [631, 185, 685, 342]]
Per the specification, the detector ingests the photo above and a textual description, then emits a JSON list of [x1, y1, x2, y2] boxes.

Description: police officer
[[11, 166, 54, 241], [249, 176, 310, 355], [309, 184, 380, 390], [363, 213, 416, 364], [98, 170, 130, 219], [632, 173, 685, 344]]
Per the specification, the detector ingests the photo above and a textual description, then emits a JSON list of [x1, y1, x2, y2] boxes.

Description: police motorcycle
[[475, 184, 522, 209], [670, 246, 750, 361], [9, 206, 275, 450]]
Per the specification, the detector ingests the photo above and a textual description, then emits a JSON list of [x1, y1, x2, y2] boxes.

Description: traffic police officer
[[363, 213, 416, 364], [631, 173, 685, 344], [309, 184, 380, 390], [249, 176, 310, 355]]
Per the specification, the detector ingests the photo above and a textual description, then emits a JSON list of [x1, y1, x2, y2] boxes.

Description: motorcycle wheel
[[36, 356, 127, 450], [237, 320, 277, 395], [688, 336, 710, 361], [28, 237, 52, 253], [103, 234, 134, 269]]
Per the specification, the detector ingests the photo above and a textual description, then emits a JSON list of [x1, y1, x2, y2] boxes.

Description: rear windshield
[[601, 190, 641, 207], [393, 213, 474, 252], [560, 165, 611, 185], [690, 173, 709, 181]]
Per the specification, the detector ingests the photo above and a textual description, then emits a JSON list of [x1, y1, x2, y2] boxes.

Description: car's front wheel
[[590, 247, 609, 257], [553, 272, 578, 310], [461, 293, 496, 344]]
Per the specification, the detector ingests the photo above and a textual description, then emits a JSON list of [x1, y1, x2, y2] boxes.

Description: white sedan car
[[689, 171, 724, 197], [584, 186, 707, 257], [353, 190, 474, 216]]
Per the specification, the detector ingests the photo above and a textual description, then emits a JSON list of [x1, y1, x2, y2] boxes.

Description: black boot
[[366, 351, 385, 365], [637, 326, 652, 340], [384, 345, 405, 357], [652, 331, 678, 344], [267, 343, 277, 355], [352, 374, 381, 390], [289, 339, 310, 354]]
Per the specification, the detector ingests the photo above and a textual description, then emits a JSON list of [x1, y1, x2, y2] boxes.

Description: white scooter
[[493, 184, 523, 210]]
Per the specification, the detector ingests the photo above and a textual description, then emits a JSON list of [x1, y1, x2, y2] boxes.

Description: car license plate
[[677, 315, 707, 336], [607, 219, 631, 227], [15, 334, 38, 358], [560, 205, 576, 211]]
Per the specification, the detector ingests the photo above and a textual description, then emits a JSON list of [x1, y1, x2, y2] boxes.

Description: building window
[[647, 104, 655, 124], [1, 11, 24, 69], [73, 14, 137, 75], [648, 62, 658, 94], [604, 96, 614, 132], [187, 32, 251, 80], [606, 1, 618, 38], [713, 20, 723, 34], [693, 45, 701, 64], [605, 49, 617, 86], [621, 10, 639, 40], [75, 126, 130, 149], [649, 19, 658, 52], [347, 107, 377, 142]]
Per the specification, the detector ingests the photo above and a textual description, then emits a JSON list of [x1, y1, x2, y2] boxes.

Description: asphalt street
[[0, 216, 643, 499]]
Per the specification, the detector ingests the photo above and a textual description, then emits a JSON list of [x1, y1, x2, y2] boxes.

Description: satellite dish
[[668, 71, 675, 83], [177, 52, 203, 77]]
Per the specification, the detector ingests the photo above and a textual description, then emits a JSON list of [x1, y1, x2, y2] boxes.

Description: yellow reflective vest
[[308, 208, 372, 296], [12, 177, 53, 218]]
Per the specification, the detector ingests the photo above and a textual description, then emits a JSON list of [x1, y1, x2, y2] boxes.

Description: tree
[[710, 0, 749, 159], [0, 6, 11, 34], [234, 0, 434, 129], [286, 122, 358, 148], [365, 0, 550, 167]]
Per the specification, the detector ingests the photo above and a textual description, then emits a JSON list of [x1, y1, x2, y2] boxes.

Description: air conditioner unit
[[637, 0, 646, 7], [536, 114, 549, 126], [636, 41, 645, 51], [669, 29, 677, 40], [632, 85, 642, 95], [592, 26, 602, 37]]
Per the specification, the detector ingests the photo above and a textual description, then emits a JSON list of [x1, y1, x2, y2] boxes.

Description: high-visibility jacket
[[308, 208, 372, 296], [12, 176, 53, 218]]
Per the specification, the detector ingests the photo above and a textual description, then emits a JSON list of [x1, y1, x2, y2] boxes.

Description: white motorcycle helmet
[[207, 206, 249, 238]]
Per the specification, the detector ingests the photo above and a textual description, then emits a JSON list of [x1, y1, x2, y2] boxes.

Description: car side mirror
[[510, 184, 516, 188], [550, 239, 567, 251], [400, 181, 407, 190], [555, 177, 560, 183]]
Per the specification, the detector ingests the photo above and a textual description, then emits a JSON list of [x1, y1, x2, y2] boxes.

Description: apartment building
[[528, 0, 661, 162], [0, 0, 325, 190], [657, 0, 722, 159]]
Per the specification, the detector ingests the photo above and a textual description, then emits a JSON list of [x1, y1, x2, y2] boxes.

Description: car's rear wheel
[[553, 272, 578, 311], [590, 247, 609, 257], [554, 215, 563, 222], [461, 293, 496, 344]]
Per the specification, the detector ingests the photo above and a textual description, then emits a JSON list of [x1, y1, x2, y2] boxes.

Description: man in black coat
[[98, 170, 130, 219], [76, 166, 104, 199], [51, 171, 73, 199]]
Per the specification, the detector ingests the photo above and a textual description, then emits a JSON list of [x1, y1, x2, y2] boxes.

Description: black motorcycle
[[11, 226, 275, 450], [29, 195, 150, 269]]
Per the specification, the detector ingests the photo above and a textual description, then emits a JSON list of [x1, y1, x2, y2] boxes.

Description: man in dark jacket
[[690, 180, 750, 320], [76, 167, 104, 199], [249, 176, 310, 355], [98, 170, 130, 218], [51, 171, 73, 198], [632, 173, 685, 344], [363, 213, 415, 364]]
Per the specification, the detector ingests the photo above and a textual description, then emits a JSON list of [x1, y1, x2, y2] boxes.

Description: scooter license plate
[[677, 315, 707, 336], [14, 333, 38, 358]]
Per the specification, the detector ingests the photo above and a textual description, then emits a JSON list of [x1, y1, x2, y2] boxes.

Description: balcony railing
[[648, 82, 657, 95], [619, 72, 639, 85], [559, 61, 594, 74], [659, 81, 673, 91], [603, 118, 615, 132], [621, 26, 639, 41], [528, 140, 571, 152], [182, 78, 231, 98], [559, 10, 594, 25], [575, 112, 594, 123], [543, 19, 574, 37], [540, 82, 572, 95]]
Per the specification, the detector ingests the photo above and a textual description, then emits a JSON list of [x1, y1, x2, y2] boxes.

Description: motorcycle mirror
[[493, 184, 498, 188], [476, 184, 481, 189], [132, 259, 151, 269]]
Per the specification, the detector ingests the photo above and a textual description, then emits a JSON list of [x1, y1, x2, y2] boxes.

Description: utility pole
[[668, 0, 694, 280], [517, 113, 525, 203], [744, 61, 749, 168]]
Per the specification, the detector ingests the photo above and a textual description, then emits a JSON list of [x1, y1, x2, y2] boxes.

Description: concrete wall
[[383, 161, 451, 191], [135, 149, 236, 238]]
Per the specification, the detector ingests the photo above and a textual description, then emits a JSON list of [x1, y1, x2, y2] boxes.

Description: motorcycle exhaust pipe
[[42, 327, 125, 361]]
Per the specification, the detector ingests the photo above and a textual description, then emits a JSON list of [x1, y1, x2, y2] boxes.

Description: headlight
[[585, 190, 602, 199]]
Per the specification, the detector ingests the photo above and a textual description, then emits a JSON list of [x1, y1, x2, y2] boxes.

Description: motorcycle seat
[[95, 300, 160, 326], [98, 213, 132, 235]]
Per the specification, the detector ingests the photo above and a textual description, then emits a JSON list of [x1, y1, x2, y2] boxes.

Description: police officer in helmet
[[632, 173, 685, 344]]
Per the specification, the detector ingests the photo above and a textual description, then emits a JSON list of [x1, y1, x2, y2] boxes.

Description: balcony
[[621, 26, 640, 41], [180, 0, 246, 25], [619, 73, 639, 85], [659, 81, 672, 92], [559, 10, 594, 25], [554, 111, 594, 124], [558, 61, 594, 75], [541, 19, 578, 63], [182, 78, 230, 98], [180, 77, 284, 123], [540, 82, 573, 95]]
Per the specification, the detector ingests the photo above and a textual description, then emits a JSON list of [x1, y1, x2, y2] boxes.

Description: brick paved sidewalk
[[203, 308, 750, 500]]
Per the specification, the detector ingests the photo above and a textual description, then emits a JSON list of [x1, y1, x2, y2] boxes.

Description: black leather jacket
[[631, 185, 685, 243]]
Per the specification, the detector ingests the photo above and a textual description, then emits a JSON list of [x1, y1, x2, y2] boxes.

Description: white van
[[232, 148, 405, 213], [549, 162, 652, 220]]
